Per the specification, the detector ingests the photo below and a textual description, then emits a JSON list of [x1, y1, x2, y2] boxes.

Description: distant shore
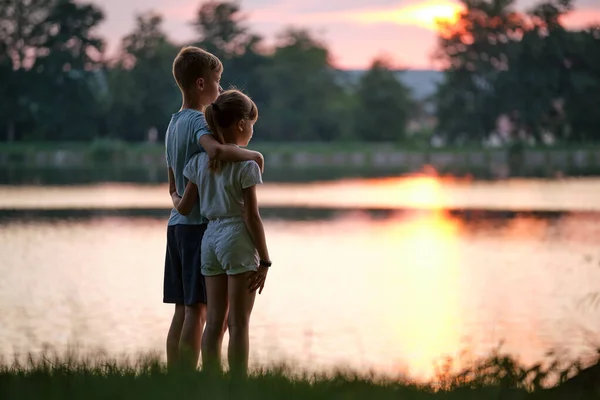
[[2, 141, 600, 181]]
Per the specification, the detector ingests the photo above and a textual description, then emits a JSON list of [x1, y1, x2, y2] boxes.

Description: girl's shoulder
[[184, 152, 209, 176], [190, 151, 210, 164], [238, 160, 263, 188], [239, 159, 261, 171], [236, 160, 261, 178]]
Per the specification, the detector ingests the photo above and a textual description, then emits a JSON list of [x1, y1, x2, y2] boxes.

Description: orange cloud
[[342, 1, 465, 31], [188, 0, 466, 32]]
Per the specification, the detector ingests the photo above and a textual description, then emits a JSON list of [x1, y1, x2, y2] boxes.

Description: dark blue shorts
[[163, 224, 208, 305]]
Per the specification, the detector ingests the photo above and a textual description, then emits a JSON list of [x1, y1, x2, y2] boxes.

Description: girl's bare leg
[[227, 271, 257, 378]]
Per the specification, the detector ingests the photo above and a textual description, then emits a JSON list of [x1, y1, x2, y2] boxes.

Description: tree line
[[0, 0, 598, 146], [436, 0, 600, 145]]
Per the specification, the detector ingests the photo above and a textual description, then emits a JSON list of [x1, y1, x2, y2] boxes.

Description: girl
[[173, 89, 271, 378]]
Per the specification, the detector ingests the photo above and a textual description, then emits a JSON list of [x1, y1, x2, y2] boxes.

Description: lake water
[[1, 176, 600, 381]]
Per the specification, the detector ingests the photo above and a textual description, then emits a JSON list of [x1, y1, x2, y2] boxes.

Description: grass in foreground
[[1, 351, 600, 400]]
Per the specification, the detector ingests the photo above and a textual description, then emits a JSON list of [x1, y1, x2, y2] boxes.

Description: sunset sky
[[92, 0, 600, 69]]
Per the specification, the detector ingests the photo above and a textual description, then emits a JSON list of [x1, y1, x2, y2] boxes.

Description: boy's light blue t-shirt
[[165, 108, 210, 226]]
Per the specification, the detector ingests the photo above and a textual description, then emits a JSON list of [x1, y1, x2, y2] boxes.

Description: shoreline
[[3, 141, 600, 180]]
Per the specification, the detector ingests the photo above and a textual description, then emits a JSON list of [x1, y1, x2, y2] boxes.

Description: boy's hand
[[171, 192, 182, 208], [248, 265, 268, 294], [252, 151, 265, 173]]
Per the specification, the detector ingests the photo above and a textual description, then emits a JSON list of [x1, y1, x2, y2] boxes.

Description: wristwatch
[[259, 259, 272, 267]]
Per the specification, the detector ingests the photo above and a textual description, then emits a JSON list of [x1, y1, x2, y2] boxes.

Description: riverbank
[[2, 141, 600, 182], [1, 352, 599, 399]]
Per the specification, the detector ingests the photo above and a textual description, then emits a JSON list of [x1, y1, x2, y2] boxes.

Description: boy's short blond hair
[[172, 46, 222, 92]]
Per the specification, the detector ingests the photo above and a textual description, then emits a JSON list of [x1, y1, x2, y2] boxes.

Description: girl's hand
[[248, 266, 269, 294]]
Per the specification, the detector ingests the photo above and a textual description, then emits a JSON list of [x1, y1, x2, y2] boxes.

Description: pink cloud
[[162, 0, 298, 21], [321, 23, 440, 69], [90, 0, 600, 69], [561, 8, 600, 29], [153, 0, 443, 69]]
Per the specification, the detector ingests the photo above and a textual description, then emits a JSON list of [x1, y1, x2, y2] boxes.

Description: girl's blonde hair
[[204, 90, 259, 173]]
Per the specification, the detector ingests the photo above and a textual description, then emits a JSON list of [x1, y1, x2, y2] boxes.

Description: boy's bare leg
[[201, 275, 229, 375], [228, 271, 257, 379], [166, 304, 185, 369], [179, 303, 207, 369]]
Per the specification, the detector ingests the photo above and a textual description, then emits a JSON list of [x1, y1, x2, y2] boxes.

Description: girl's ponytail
[[204, 103, 224, 173], [204, 90, 258, 173]]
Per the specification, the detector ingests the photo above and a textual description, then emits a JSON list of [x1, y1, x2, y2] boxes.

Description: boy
[[164, 46, 264, 370]]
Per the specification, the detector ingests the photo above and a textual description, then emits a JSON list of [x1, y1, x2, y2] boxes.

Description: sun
[[349, 1, 465, 32], [404, 1, 464, 29]]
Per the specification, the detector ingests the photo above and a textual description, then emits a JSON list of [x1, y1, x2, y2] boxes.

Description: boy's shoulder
[[170, 108, 206, 127], [165, 109, 210, 151]]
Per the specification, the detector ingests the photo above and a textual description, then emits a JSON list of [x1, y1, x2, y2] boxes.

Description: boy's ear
[[196, 77, 204, 91]]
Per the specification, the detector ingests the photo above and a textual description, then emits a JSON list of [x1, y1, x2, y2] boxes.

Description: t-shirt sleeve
[[165, 136, 171, 168], [183, 157, 197, 184], [192, 113, 212, 151], [240, 160, 263, 189]]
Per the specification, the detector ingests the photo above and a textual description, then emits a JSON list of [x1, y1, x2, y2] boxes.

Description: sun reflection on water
[[363, 175, 463, 379]]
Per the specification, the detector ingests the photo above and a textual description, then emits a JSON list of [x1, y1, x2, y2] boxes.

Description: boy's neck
[[181, 95, 205, 112]]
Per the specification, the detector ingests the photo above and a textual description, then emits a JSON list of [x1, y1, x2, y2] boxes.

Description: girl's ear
[[238, 119, 245, 131]]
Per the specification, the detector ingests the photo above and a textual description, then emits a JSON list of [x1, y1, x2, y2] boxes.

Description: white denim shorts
[[201, 217, 259, 276]]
